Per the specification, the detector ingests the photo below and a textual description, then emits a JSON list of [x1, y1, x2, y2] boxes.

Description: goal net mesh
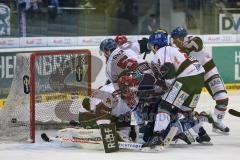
[[0, 50, 91, 142]]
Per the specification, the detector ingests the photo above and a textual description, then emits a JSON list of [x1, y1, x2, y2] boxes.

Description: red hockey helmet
[[117, 74, 140, 107], [117, 74, 140, 87], [114, 35, 127, 46]]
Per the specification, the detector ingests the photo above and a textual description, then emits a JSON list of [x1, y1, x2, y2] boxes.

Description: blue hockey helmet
[[148, 30, 168, 50], [171, 26, 187, 38], [99, 38, 117, 53]]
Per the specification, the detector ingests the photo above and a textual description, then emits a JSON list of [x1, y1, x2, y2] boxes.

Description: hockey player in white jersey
[[141, 30, 209, 149], [114, 35, 150, 58], [78, 74, 141, 142], [171, 26, 229, 134], [99, 38, 149, 83], [45, 78, 141, 149], [88, 82, 135, 117]]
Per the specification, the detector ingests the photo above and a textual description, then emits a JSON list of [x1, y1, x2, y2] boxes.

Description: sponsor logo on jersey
[[189, 94, 200, 108], [210, 78, 221, 87], [173, 90, 189, 107], [165, 81, 182, 104], [112, 51, 123, 61]]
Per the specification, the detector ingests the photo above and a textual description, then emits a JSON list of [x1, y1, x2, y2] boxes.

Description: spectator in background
[[215, 0, 227, 13], [227, 0, 240, 8], [115, 0, 138, 34], [0, 3, 10, 35], [31, 0, 42, 11], [48, 0, 59, 20], [184, 9, 197, 29], [116, 0, 138, 24], [48, 0, 59, 9], [141, 14, 158, 34], [25, 0, 44, 23]]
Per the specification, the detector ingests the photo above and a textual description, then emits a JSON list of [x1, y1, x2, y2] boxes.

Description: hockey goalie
[[41, 75, 143, 152]]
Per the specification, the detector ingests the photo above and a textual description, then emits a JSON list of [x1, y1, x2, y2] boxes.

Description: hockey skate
[[196, 127, 211, 144], [212, 108, 230, 135], [212, 121, 230, 135], [173, 132, 192, 144], [141, 131, 164, 152]]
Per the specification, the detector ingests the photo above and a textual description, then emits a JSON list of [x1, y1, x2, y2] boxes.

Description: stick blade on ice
[[229, 109, 240, 117]]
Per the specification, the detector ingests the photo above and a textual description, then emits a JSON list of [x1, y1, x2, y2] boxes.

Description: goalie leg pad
[[57, 128, 102, 142]]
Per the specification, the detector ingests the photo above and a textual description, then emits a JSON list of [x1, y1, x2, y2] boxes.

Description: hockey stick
[[41, 133, 101, 144], [41, 126, 178, 152], [163, 126, 178, 147], [229, 109, 240, 117], [143, 51, 147, 60], [41, 133, 144, 151]]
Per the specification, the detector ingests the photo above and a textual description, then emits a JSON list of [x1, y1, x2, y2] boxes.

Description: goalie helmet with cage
[[99, 38, 117, 58], [117, 74, 140, 108]]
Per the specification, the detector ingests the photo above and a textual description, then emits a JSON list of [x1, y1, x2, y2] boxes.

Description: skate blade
[[212, 128, 229, 135], [197, 141, 213, 146], [140, 146, 164, 152]]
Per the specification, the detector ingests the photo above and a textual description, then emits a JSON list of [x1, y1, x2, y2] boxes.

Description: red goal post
[[0, 50, 91, 143]]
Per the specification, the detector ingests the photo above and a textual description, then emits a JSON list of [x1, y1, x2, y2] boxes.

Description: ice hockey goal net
[[0, 50, 91, 143]]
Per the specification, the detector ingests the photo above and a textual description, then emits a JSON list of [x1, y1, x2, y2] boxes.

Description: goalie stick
[[41, 133, 143, 151], [41, 127, 178, 152], [163, 126, 178, 147], [140, 126, 178, 152], [69, 119, 177, 150], [229, 109, 240, 117]]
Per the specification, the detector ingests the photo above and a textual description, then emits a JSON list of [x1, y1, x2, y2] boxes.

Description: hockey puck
[[41, 133, 50, 142]]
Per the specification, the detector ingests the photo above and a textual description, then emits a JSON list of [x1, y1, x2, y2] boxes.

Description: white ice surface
[[0, 92, 240, 160]]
